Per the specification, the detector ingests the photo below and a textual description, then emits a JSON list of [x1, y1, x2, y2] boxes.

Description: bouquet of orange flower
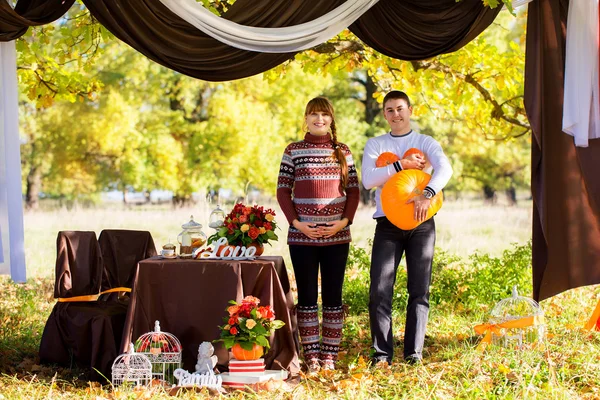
[[216, 296, 285, 354], [207, 203, 278, 247]]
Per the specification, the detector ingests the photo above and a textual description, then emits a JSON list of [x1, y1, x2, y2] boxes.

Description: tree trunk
[[359, 73, 382, 205], [364, 74, 380, 125], [25, 165, 42, 210], [123, 188, 128, 205], [506, 186, 517, 206], [483, 185, 497, 205]]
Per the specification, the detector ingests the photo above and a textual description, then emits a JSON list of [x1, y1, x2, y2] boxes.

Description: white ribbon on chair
[[0, 39, 26, 282], [158, 0, 379, 53]]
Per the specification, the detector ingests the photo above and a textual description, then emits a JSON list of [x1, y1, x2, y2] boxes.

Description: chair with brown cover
[[39, 231, 127, 382], [98, 229, 157, 301]]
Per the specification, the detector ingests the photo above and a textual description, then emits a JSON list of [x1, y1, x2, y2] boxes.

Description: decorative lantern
[[488, 286, 545, 349], [208, 205, 226, 230], [112, 344, 152, 388], [134, 320, 182, 384]]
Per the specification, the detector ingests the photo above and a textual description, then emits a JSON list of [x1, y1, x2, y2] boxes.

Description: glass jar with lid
[[177, 215, 207, 258], [208, 205, 226, 231]]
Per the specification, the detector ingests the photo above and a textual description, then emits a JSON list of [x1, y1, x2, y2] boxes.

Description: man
[[361, 90, 452, 364]]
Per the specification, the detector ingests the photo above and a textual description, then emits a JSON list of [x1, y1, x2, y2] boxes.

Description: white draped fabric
[[158, 0, 379, 53], [512, 0, 534, 8], [562, 0, 600, 147], [0, 40, 26, 282]]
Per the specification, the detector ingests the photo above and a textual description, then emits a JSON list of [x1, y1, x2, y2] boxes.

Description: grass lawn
[[2, 197, 600, 399]]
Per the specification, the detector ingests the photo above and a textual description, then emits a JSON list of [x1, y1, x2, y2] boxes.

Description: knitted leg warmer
[[297, 305, 320, 362], [320, 305, 345, 364]]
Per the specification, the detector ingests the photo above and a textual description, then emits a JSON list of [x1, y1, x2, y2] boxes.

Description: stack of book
[[220, 359, 288, 388]]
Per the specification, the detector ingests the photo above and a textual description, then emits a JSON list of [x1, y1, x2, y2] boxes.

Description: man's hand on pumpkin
[[406, 195, 431, 222], [400, 154, 426, 170]]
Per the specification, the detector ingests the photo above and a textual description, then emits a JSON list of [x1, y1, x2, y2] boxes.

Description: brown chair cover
[[39, 231, 127, 382], [98, 229, 157, 292]]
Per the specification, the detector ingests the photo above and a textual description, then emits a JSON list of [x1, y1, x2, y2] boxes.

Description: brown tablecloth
[[121, 256, 299, 374]]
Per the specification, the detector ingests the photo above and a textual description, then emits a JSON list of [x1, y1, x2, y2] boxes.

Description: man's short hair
[[383, 90, 411, 108]]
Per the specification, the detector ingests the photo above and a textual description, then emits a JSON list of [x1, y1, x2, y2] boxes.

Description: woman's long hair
[[303, 97, 348, 190]]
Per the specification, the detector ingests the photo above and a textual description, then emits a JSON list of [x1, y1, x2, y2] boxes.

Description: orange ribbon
[[57, 287, 131, 302], [474, 316, 536, 351], [584, 298, 600, 331]]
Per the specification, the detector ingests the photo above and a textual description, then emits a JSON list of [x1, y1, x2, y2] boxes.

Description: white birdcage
[[134, 320, 182, 384], [112, 344, 152, 388], [488, 286, 546, 349]]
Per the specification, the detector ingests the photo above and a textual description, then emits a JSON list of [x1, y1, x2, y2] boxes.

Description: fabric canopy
[[0, 0, 74, 41], [525, 0, 600, 301], [158, 0, 380, 53], [0, 0, 502, 81], [349, 0, 501, 61]]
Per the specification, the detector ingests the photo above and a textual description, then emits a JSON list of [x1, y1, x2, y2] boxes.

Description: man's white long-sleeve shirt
[[361, 130, 453, 219]]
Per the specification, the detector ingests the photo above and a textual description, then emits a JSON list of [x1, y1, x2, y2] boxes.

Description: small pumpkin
[[403, 148, 425, 160], [232, 342, 264, 360], [248, 242, 264, 256], [375, 152, 400, 167], [381, 169, 443, 230]]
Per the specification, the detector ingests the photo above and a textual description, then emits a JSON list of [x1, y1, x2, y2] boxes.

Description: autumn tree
[[17, 3, 529, 206]]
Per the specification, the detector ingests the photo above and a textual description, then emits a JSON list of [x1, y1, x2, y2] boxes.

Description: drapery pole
[[0, 40, 26, 283]]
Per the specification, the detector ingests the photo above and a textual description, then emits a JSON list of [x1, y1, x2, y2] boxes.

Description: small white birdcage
[[112, 344, 152, 388], [134, 320, 182, 384], [488, 286, 546, 349]]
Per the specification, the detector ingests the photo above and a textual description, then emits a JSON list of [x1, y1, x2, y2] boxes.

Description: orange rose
[[228, 305, 240, 316], [248, 227, 259, 240]]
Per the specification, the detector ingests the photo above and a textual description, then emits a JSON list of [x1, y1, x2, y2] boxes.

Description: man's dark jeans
[[369, 217, 436, 362]]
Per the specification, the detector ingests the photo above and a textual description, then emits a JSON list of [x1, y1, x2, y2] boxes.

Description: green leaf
[[255, 336, 269, 347], [270, 320, 285, 330], [239, 341, 255, 351], [252, 324, 267, 335]]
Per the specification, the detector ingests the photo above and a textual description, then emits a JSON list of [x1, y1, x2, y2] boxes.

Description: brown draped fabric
[[98, 229, 157, 292], [2, 0, 500, 81], [525, 0, 600, 301], [40, 231, 127, 382], [349, 0, 501, 60], [122, 256, 300, 374], [0, 0, 75, 41], [53, 230, 103, 298], [79, 0, 346, 82]]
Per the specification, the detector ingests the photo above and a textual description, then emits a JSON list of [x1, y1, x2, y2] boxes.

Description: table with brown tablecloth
[[121, 256, 299, 374]]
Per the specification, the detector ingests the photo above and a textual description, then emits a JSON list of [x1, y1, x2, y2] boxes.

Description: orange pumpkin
[[381, 169, 443, 230], [232, 343, 264, 361], [375, 152, 400, 167], [248, 242, 264, 256], [403, 148, 425, 160]]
